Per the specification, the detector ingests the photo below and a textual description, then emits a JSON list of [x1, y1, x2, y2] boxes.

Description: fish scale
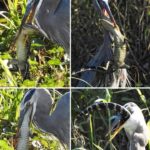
[[78, 102, 131, 123]]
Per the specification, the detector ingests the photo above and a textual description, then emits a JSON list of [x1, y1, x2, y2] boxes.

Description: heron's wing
[[50, 92, 70, 146], [31, 91, 70, 147], [35, 89, 54, 116], [52, 92, 70, 121], [48, 0, 62, 14], [35, 0, 70, 52], [77, 31, 113, 87]]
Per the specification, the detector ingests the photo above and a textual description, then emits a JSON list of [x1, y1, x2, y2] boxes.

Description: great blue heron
[[78, 101, 150, 149], [77, 0, 129, 87], [23, 0, 70, 51], [12, 0, 70, 79], [110, 102, 150, 150], [16, 89, 70, 150]]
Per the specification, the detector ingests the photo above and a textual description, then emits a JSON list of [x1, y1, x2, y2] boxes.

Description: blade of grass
[[0, 58, 17, 86], [89, 114, 93, 150]]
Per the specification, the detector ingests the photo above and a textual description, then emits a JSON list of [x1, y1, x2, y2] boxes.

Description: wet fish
[[77, 101, 131, 124]]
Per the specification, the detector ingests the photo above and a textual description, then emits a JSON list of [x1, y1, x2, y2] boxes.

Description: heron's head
[[18, 89, 53, 129], [124, 102, 140, 114], [107, 103, 137, 141]]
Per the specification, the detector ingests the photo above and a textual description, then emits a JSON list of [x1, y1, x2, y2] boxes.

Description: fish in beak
[[12, 0, 39, 48]]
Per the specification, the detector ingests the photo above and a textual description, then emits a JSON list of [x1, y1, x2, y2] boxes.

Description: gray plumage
[[34, 0, 70, 52], [17, 89, 70, 149]]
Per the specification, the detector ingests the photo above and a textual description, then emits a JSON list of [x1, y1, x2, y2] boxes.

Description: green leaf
[[48, 59, 61, 66], [0, 140, 14, 150], [22, 80, 36, 87]]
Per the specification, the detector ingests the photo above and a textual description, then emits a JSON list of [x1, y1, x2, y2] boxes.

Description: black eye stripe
[[23, 89, 36, 104]]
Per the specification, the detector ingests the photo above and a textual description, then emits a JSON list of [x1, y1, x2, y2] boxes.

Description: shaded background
[[72, 0, 150, 87], [72, 89, 150, 150]]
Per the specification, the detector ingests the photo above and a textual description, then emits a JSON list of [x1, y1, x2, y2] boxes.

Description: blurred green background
[[72, 88, 150, 150]]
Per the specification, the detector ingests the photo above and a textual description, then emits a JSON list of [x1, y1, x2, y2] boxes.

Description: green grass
[[0, 0, 69, 87], [72, 89, 150, 150]]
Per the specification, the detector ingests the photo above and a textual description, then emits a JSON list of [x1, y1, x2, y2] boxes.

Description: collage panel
[[0, 88, 70, 150], [0, 0, 70, 87], [72, 89, 150, 150], [71, 0, 150, 87]]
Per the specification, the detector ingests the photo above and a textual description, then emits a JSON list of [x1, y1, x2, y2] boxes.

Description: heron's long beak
[[107, 115, 125, 141], [98, 0, 116, 26]]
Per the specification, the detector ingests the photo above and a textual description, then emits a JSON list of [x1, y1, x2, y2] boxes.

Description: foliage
[[72, 0, 150, 87], [0, 89, 67, 150], [0, 0, 69, 87], [72, 89, 150, 150]]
